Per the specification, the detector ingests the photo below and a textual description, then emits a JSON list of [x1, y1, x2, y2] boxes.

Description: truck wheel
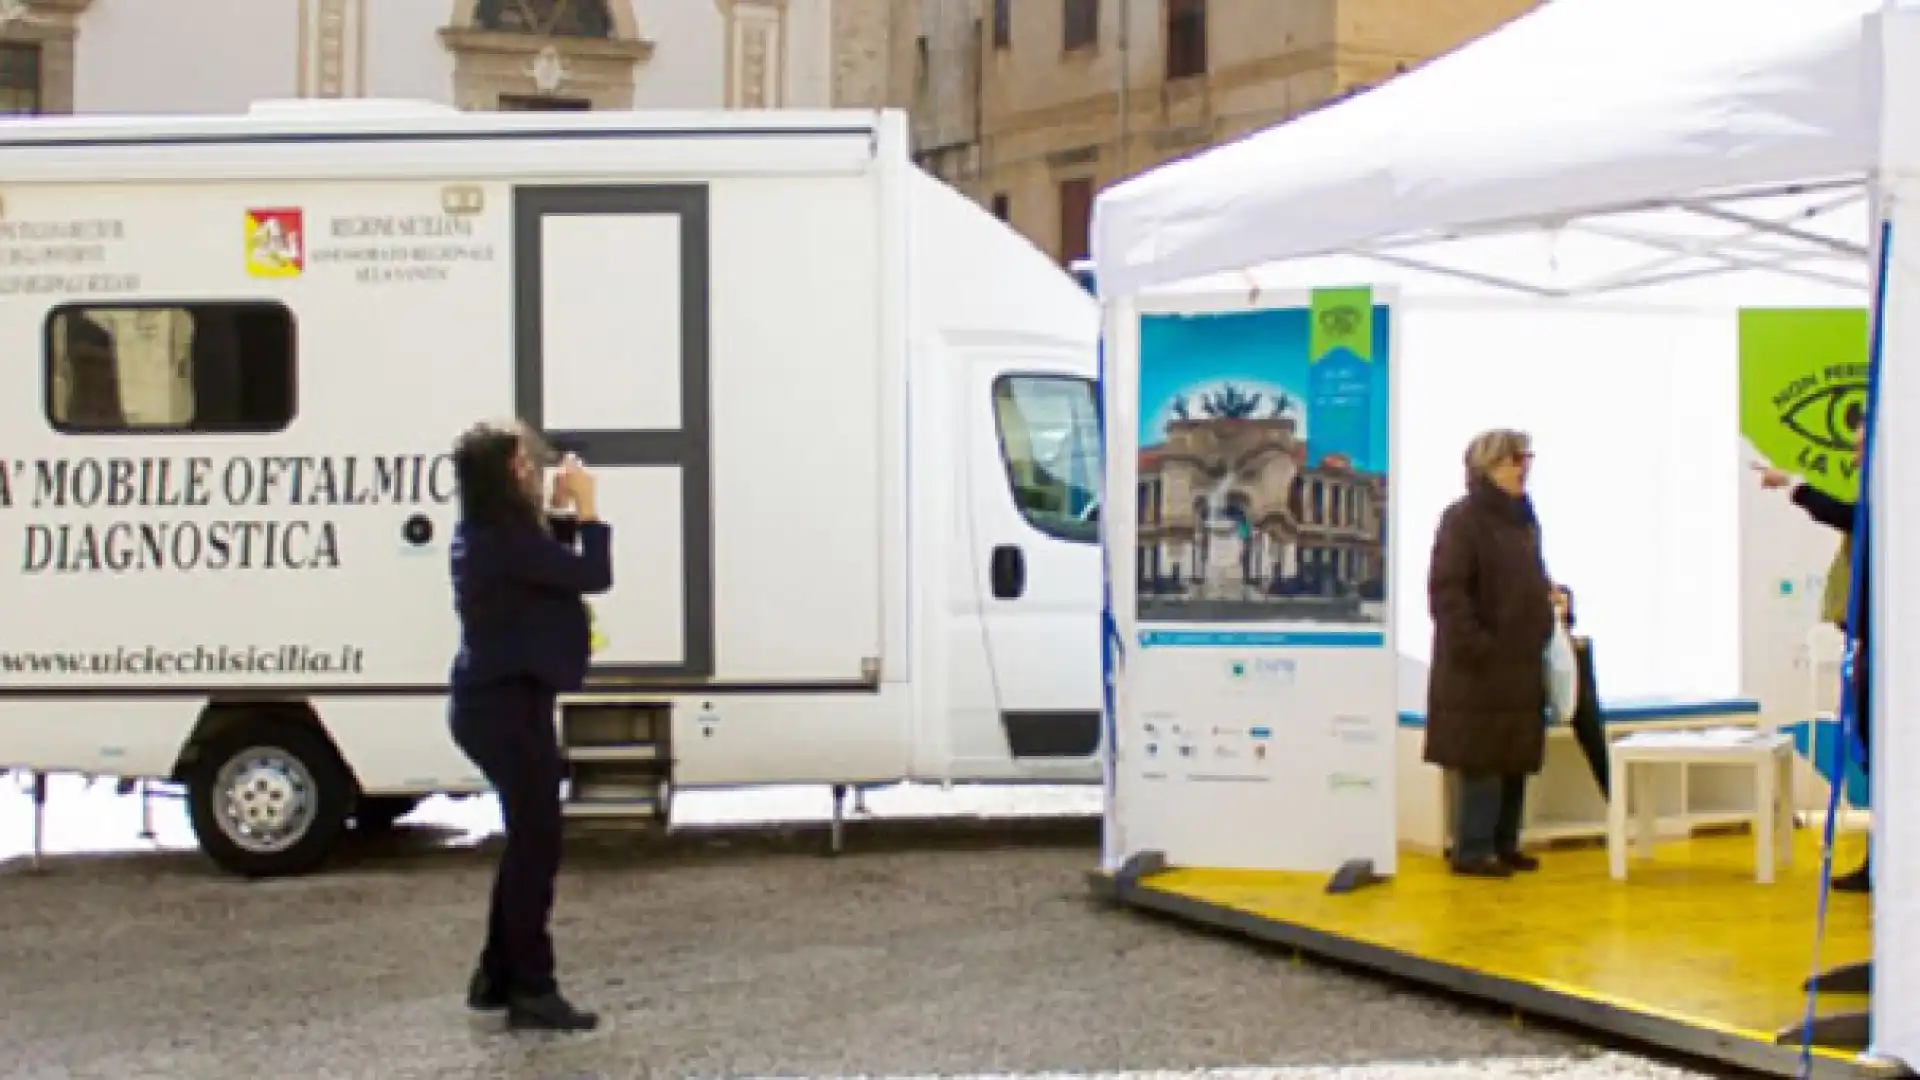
[[351, 795, 423, 832], [186, 721, 353, 879]]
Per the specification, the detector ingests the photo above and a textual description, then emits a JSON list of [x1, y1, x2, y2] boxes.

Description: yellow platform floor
[[1093, 831, 1891, 1078]]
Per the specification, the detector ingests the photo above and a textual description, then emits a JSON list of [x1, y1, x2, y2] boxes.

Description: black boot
[[507, 989, 600, 1032], [467, 967, 510, 1011], [1833, 859, 1872, 894], [1499, 851, 1541, 873], [1450, 855, 1512, 878]]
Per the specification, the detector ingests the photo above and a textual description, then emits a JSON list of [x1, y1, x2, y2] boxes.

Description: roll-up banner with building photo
[[1105, 286, 1398, 873]]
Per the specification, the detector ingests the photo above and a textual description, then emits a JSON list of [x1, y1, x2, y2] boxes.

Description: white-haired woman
[[1425, 429, 1563, 878]]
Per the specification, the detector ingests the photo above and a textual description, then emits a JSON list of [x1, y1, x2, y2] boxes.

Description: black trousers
[[1453, 772, 1528, 862], [451, 678, 565, 998]]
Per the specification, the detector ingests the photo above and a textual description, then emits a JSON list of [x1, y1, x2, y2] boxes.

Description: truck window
[[44, 302, 296, 434], [992, 374, 1101, 544]]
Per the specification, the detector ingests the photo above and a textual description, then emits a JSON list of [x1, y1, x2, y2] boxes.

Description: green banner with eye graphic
[[1738, 308, 1870, 501]]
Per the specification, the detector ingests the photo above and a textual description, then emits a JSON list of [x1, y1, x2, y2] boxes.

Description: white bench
[[1395, 695, 1764, 853], [1606, 730, 1795, 883]]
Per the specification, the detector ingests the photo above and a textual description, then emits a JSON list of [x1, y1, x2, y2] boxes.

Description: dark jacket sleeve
[[1792, 483, 1856, 534], [1537, 527, 1558, 605], [548, 512, 580, 546], [1429, 507, 1497, 664], [502, 520, 614, 595]]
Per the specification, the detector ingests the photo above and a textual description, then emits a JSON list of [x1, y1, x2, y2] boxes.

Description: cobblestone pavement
[[0, 784, 1721, 1080]]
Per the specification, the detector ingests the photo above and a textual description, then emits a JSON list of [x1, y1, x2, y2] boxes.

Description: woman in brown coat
[[1425, 428, 1562, 878]]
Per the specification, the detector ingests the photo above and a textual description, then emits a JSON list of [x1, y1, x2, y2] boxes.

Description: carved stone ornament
[[527, 44, 571, 92], [0, 0, 42, 27]]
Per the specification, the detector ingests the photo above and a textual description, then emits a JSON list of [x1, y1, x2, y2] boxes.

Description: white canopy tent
[[1094, 0, 1882, 301], [1092, 0, 1916, 1066]]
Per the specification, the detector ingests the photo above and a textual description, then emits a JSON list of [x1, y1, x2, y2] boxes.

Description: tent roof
[[1092, 0, 1887, 299]]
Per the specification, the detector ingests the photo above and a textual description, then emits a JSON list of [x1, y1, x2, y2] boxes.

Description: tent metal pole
[[1117, 0, 1131, 176]]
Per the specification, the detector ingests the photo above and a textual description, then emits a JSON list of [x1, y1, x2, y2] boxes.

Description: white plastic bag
[[1544, 620, 1579, 725]]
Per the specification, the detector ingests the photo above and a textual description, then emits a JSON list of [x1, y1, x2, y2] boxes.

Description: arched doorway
[[1223, 491, 1254, 584], [474, 0, 614, 36], [440, 0, 653, 110]]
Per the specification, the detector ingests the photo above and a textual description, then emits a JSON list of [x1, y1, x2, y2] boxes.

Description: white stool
[[1607, 731, 1795, 883]]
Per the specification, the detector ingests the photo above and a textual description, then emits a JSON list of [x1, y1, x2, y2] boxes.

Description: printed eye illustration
[[1781, 383, 1868, 452]]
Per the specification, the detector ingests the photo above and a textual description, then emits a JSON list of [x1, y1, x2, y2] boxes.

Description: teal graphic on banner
[[1307, 287, 1380, 472]]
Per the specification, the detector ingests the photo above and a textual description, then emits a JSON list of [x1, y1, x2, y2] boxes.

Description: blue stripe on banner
[[1138, 629, 1385, 648], [1798, 215, 1891, 1077]]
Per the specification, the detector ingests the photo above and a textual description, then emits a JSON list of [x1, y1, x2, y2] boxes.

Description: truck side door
[[964, 356, 1104, 776]]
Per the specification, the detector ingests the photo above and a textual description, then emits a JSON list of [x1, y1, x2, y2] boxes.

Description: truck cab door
[[964, 358, 1104, 777]]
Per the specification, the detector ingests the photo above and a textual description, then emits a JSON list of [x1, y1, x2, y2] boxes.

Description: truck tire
[[351, 795, 423, 832], [186, 720, 353, 879]]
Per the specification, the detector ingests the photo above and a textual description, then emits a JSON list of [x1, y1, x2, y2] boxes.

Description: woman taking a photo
[[448, 420, 613, 1031], [1425, 428, 1562, 879]]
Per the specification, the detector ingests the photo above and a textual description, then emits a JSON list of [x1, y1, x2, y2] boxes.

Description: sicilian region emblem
[[245, 208, 306, 279]]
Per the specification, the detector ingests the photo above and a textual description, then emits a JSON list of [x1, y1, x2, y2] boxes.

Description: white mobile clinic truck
[[0, 101, 1104, 877]]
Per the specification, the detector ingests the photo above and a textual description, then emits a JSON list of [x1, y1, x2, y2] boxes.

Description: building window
[[1057, 176, 1094, 265], [474, 0, 613, 38], [993, 374, 1102, 544], [45, 304, 297, 434], [1063, 0, 1098, 50], [0, 42, 41, 115], [991, 192, 1011, 221], [498, 94, 592, 110], [1165, 0, 1207, 80], [992, 0, 1012, 49]]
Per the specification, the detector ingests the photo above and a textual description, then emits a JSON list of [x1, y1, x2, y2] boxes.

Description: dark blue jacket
[[449, 513, 613, 694]]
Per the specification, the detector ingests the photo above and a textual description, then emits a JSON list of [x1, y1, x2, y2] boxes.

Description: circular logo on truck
[[402, 514, 434, 547]]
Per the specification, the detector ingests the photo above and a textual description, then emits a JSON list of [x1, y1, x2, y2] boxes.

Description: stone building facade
[[1138, 416, 1385, 603], [905, 0, 1538, 263], [0, 0, 899, 117]]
